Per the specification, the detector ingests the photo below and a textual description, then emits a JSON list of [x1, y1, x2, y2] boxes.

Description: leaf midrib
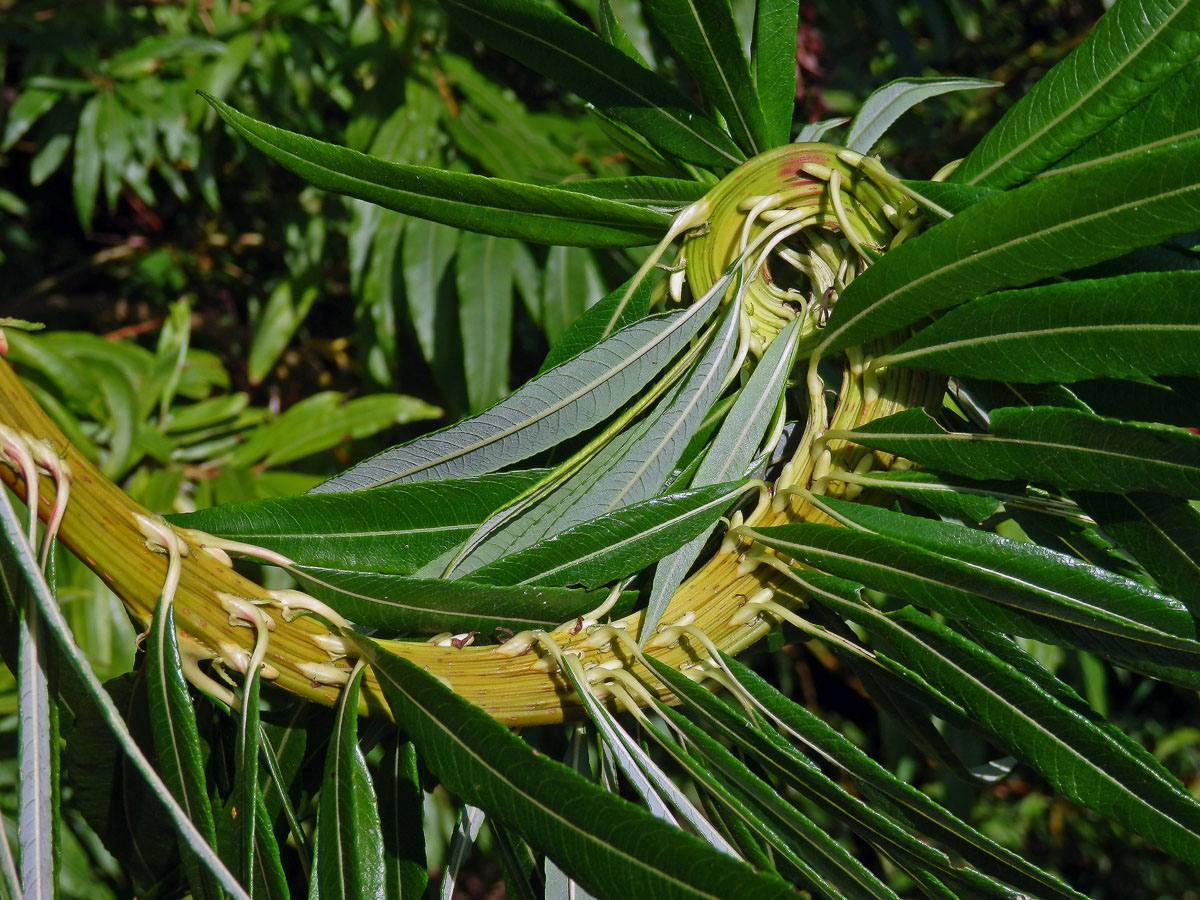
[[883, 321, 1200, 366], [843, 427, 1200, 477], [680, 0, 759, 155]]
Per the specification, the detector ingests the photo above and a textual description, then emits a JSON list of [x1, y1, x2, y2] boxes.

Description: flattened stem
[[0, 270, 928, 727]]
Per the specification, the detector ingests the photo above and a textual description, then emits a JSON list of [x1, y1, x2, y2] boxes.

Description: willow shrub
[[3, 0, 1200, 897]]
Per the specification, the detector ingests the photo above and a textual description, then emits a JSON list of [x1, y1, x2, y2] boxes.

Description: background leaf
[[437, 0, 744, 169]]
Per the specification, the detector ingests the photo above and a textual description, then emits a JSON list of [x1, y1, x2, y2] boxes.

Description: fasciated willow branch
[[0, 143, 935, 726]]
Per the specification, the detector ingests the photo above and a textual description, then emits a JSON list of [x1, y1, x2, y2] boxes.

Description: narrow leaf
[[315, 664, 386, 900], [1076, 491, 1200, 617], [458, 233, 516, 412], [170, 470, 547, 576], [643, 0, 769, 154], [836, 406, 1200, 496], [0, 488, 250, 900], [539, 272, 655, 374], [145, 600, 221, 900], [643, 317, 801, 636], [379, 739, 428, 899], [844, 77, 996, 155], [17, 603, 53, 900], [201, 93, 672, 247], [311, 267, 731, 492], [720, 654, 1086, 900], [435, 0, 744, 168], [353, 635, 798, 900], [290, 566, 633, 633], [955, 0, 1200, 187], [831, 598, 1200, 866], [469, 481, 746, 588], [557, 655, 740, 853], [878, 271, 1200, 382], [541, 246, 604, 345], [753, 0, 800, 147], [455, 297, 741, 572], [820, 136, 1200, 353], [1045, 57, 1200, 179]]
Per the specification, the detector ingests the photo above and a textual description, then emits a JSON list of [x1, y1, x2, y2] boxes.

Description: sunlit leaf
[[844, 77, 996, 155], [878, 272, 1200, 382], [354, 635, 798, 900], [202, 93, 674, 247], [821, 136, 1200, 353], [955, 0, 1200, 187], [312, 268, 731, 492]]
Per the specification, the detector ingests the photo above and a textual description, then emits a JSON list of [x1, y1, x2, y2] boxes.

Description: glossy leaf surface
[[170, 470, 547, 576], [355, 636, 798, 900], [643, 0, 768, 154], [838, 407, 1200, 496], [955, 0, 1200, 187], [437, 0, 744, 168], [879, 271, 1200, 382]]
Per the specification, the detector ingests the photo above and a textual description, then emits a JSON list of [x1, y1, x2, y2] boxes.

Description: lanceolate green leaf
[[557, 655, 738, 850], [454, 299, 741, 573], [720, 655, 1085, 900], [169, 470, 548, 575], [201, 93, 673, 247], [316, 665, 386, 900], [642, 0, 769, 155], [467, 481, 746, 588], [825, 469, 1004, 524], [634, 696, 886, 900], [877, 272, 1200, 382], [354, 636, 798, 900], [954, 0, 1200, 188], [898, 180, 998, 219], [1045, 58, 1200, 179], [598, 0, 650, 63], [145, 602, 220, 900], [835, 407, 1200, 496], [232, 654, 262, 890], [436, 0, 745, 169], [823, 596, 1200, 866], [819, 136, 1200, 353], [844, 77, 996, 155], [541, 245, 604, 346], [290, 566, 632, 633], [548, 176, 708, 211], [782, 492, 1200, 663], [753, 0, 800, 147], [311, 269, 731, 492], [538, 272, 655, 374], [18, 598, 54, 900], [643, 317, 802, 636], [378, 739, 428, 900]]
